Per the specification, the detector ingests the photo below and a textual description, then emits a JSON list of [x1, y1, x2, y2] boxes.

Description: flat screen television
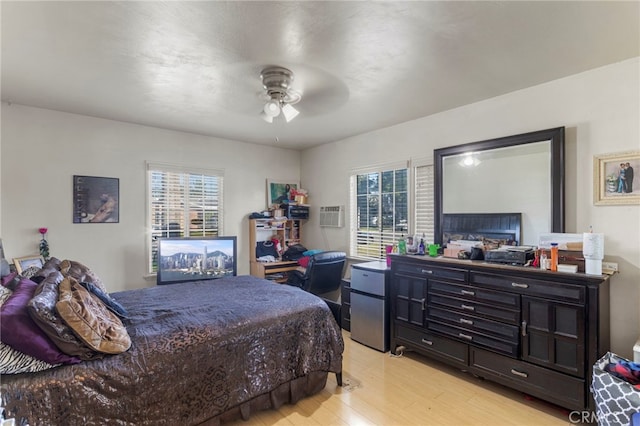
[[156, 236, 237, 285]]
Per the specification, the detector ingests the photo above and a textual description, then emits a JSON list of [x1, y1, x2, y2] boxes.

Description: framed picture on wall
[[593, 151, 640, 205], [266, 179, 299, 208], [73, 175, 120, 223]]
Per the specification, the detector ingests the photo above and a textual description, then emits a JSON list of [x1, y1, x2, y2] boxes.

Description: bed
[[442, 212, 522, 246], [0, 275, 344, 425]]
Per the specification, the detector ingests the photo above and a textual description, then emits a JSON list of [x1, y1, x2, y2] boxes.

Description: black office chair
[[286, 251, 346, 298]]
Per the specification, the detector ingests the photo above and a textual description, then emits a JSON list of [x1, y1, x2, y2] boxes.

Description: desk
[[250, 260, 298, 283]]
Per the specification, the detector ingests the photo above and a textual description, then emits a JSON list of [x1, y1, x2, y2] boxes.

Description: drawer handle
[[458, 333, 473, 341], [511, 282, 529, 289], [362, 273, 369, 277], [461, 290, 475, 296], [421, 338, 433, 346], [461, 304, 475, 311], [459, 318, 473, 325], [421, 269, 433, 274], [421, 298, 426, 311], [510, 368, 529, 378], [521, 320, 527, 337]]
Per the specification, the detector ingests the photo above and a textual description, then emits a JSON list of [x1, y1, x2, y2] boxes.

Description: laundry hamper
[[591, 352, 640, 426]]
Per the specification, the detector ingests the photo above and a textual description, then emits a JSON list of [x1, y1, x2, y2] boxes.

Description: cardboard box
[[557, 250, 585, 272], [443, 248, 463, 258]]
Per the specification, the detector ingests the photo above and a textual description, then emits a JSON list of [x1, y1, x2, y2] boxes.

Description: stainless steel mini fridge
[[350, 261, 389, 352]]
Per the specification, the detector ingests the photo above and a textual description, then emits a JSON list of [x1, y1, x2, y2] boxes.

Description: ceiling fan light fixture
[[259, 65, 301, 123], [263, 99, 281, 117], [459, 152, 481, 167], [281, 103, 299, 122], [260, 110, 274, 123]]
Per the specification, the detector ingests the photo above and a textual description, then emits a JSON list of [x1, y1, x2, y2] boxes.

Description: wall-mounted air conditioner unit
[[319, 205, 345, 228]]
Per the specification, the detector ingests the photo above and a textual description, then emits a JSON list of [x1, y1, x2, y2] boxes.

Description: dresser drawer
[[429, 322, 519, 357], [470, 272, 585, 304], [394, 262, 466, 283], [395, 324, 468, 365], [469, 347, 585, 410], [429, 280, 520, 309], [429, 294, 520, 325], [427, 306, 520, 343]]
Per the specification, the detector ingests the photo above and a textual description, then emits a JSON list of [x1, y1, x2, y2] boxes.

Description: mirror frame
[[433, 127, 565, 246]]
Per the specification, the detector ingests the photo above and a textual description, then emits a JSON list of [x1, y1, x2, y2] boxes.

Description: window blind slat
[[147, 167, 223, 274], [415, 164, 434, 242]]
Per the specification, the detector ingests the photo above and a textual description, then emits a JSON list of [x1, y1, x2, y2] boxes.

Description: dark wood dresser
[[389, 254, 610, 411]]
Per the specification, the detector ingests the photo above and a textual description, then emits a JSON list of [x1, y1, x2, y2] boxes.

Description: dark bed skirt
[[202, 371, 329, 425]]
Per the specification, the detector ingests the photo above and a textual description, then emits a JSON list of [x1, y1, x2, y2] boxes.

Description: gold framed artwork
[[593, 151, 640, 205], [13, 255, 45, 275]]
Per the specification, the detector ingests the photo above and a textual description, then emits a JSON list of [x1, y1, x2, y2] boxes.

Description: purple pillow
[[1, 272, 17, 287], [0, 277, 80, 365]]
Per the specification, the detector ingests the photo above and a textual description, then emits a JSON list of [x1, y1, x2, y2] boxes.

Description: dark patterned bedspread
[[0, 275, 344, 425]]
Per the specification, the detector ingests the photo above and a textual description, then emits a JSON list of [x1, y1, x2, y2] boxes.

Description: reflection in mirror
[[443, 141, 550, 245], [434, 127, 564, 246]]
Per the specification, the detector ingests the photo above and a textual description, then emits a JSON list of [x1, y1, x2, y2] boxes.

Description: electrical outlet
[[602, 262, 619, 273]]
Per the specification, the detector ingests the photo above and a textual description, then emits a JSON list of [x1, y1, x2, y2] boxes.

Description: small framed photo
[[593, 151, 640, 205], [266, 179, 299, 208], [73, 175, 120, 223], [13, 256, 44, 275]]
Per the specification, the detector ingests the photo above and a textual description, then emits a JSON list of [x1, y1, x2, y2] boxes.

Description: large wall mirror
[[434, 127, 565, 246]]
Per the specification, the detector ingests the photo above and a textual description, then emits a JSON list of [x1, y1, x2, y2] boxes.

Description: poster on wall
[[73, 175, 120, 223], [266, 179, 299, 208], [593, 151, 640, 205]]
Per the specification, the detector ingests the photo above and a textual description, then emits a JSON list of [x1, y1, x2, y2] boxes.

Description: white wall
[[0, 104, 300, 291], [301, 57, 640, 357]]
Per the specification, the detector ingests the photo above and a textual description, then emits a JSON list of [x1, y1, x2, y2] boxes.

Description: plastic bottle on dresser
[[418, 237, 425, 255], [398, 235, 407, 255], [550, 243, 559, 272], [539, 249, 548, 270]]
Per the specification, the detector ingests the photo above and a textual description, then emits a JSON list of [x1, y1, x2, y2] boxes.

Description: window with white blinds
[[146, 163, 224, 274], [349, 166, 408, 260], [414, 164, 434, 243]]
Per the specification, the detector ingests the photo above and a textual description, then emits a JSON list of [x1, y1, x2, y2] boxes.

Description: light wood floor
[[228, 330, 573, 425]]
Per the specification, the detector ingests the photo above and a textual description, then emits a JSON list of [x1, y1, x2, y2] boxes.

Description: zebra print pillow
[[0, 285, 59, 374]]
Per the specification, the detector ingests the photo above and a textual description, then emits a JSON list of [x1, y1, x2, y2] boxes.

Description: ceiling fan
[[259, 66, 301, 123]]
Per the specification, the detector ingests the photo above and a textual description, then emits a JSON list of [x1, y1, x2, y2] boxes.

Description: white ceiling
[[1, 1, 638, 150]]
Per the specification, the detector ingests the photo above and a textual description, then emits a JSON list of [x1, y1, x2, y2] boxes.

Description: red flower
[[39, 227, 48, 235]]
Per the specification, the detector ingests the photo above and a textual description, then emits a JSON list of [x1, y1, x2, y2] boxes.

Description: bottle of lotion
[[540, 249, 548, 270]]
